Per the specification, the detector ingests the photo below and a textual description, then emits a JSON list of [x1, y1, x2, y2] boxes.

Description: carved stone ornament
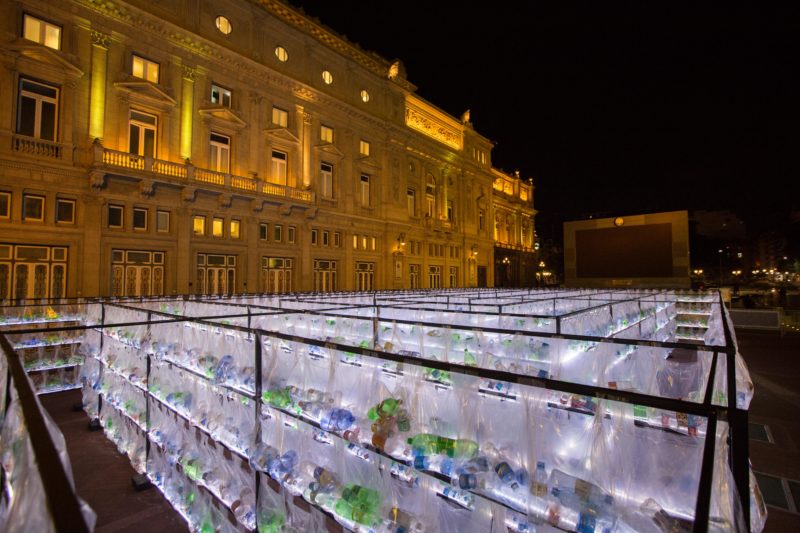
[[218, 194, 232, 208], [139, 179, 154, 197], [89, 170, 106, 190], [90, 31, 111, 49], [305, 206, 319, 219], [181, 187, 196, 203], [181, 64, 196, 82], [251, 198, 264, 213]]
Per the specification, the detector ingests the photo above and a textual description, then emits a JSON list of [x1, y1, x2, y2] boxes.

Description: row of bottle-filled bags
[[248, 399, 751, 532], [82, 354, 763, 532], [258, 339, 727, 527], [139, 311, 751, 418], [149, 318, 719, 404], [83, 325, 740, 530]]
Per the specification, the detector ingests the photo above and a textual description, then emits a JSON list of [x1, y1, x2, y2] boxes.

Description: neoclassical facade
[[0, 0, 535, 298]]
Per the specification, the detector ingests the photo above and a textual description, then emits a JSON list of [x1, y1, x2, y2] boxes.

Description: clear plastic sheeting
[[12, 289, 760, 532], [0, 383, 96, 532]]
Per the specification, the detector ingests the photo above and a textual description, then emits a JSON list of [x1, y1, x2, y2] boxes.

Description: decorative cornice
[[404, 96, 463, 151], [251, 1, 393, 79]]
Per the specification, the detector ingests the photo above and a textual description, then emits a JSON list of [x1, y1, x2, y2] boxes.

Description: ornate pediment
[[114, 80, 177, 110], [264, 127, 300, 144], [356, 154, 380, 170], [7, 41, 83, 82], [198, 106, 247, 129], [315, 142, 344, 158]]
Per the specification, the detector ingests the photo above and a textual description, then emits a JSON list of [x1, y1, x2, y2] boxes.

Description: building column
[[81, 196, 104, 296], [246, 215, 259, 293], [176, 205, 192, 293], [180, 66, 195, 161], [296, 105, 312, 188], [89, 31, 110, 141]]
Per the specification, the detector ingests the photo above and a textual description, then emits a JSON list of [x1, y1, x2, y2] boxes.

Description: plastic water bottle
[[320, 408, 355, 432], [268, 450, 297, 481], [249, 443, 279, 472], [214, 355, 234, 383], [531, 461, 548, 498]]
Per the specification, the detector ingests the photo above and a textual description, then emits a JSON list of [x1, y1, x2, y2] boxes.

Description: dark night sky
[[289, 2, 799, 243]]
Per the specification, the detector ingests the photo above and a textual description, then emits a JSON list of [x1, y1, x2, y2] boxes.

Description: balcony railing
[[98, 146, 313, 203], [12, 134, 64, 160]]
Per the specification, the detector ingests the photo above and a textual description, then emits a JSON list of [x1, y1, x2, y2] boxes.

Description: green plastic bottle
[[406, 433, 440, 454], [335, 484, 381, 525], [368, 398, 401, 420]]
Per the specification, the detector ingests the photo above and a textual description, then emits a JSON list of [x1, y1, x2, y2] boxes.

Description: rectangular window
[[22, 195, 45, 222], [320, 125, 333, 143], [55, 198, 75, 224], [272, 106, 288, 127], [322, 231, 329, 247], [133, 207, 147, 230], [259, 223, 268, 240], [313, 259, 337, 292], [0, 192, 10, 219], [355, 262, 374, 291], [359, 139, 370, 156], [320, 162, 333, 198], [334, 232, 340, 247], [360, 174, 370, 207], [157, 210, 170, 232], [271, 150, 287, 185], [371, 236, 376, 251], [478, 209, 485, 230], [23, 14, 61, 50], [447, 200, 454, 221], [196, 253, 236, 296], [230, 219, 240, 239], [108, 205, 124, 228], [17, 78, 58, 141], [361, 235, 368, 250], [449, 266, 458, 288], [210, 132, 230, 173], [273, 224, 282, 242], [212, 217, 224, 238], [129, 110, 157, 157], [352, 235, 357, 250], [429, 265, 441, 289], [261, 257, 293, 293], [192, 215, 205, 236], [210, 84, 231, 107], [132, 54, 159, 83], [407, 188, 416, 217], [311, 229, 318, 246], [287, 226, 296, 244], [409, 264, 420, 289]]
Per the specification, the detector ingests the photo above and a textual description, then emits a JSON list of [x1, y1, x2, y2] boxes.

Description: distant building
[[563, 211, 690, 288], [0, 0, 533, 298]]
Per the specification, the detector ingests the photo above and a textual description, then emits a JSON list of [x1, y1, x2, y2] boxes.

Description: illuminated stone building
[[492, 170, 537, 287], [0, 0, 534, 298]]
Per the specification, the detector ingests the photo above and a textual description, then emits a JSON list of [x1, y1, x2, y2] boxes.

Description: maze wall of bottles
[[0, 289, 766, 532]]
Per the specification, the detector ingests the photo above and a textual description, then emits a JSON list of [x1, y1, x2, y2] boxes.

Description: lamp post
[[718, 249, 723, 287]]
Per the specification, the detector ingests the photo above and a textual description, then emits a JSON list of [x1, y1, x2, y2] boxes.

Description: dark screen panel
[[576, 223, 673, 278]]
